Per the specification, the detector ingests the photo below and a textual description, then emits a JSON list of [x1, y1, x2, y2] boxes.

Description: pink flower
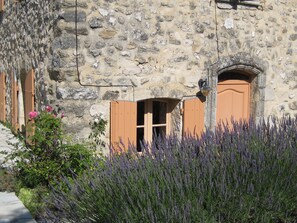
[[61, 113, 65, 118], [29, 111, 38, 120], [46, 105, 53, 112]]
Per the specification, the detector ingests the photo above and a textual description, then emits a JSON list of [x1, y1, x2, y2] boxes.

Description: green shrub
[[0, 167, 17, 192], [43, 117, 297, 223], [17, 186, 49, 218], [5, 106, 96, 188]]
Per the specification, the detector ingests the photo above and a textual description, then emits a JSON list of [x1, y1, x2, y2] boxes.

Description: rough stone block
[[289, 34, 297, 41], [95, 41, 106, 49], [132, 29, 148, 42], [89, 17, 104, 29], [56, 87, 98, 100], [53, 36, 77, 50], [62, 0, 88, 8], [60, 11, 86, 23], [102, 90, 119, 100], [99, 29, 117, 39]]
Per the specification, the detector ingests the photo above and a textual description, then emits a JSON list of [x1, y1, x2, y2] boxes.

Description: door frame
[[205, 61, 266, 131]]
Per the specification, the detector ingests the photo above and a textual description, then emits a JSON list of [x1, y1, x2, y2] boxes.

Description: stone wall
[[1, 0, 296, 152], [0, 0, 57, 123], [52, 0, 296, 146]]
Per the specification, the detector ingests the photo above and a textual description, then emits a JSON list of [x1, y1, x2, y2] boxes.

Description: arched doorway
[[205, 59, 266, 130], [216, 72, 251, 125]]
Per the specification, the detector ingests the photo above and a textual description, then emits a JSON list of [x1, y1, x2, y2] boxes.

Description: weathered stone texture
[[0, 0, 57, 120], [1, 0, 296, 151], [56, 87, 98, 100]]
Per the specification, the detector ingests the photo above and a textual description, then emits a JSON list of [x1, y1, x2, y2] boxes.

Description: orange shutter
[[24, 69, 35, 124], [0, 0, 4, 12], [24, 69, 35, 140], [11, 73, 19, 131], [110, 101, 136, 152], [0, 73, 6, 122], [183, 98, 205, 138]]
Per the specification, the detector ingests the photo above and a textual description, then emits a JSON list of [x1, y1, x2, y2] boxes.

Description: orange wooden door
[[183, 98, 205, 137], [0, 73, 6, 122], [216, 79, 250, 125], [110, 101, 137, 152]]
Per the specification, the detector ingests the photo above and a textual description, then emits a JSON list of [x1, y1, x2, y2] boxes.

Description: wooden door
[[0, 73, 6, 122], [216, 79, 250, 125]]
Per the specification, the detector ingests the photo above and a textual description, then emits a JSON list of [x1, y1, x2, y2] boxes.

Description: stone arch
[[205, 53, 267, 130]]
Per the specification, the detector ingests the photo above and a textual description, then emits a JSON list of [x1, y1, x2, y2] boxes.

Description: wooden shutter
[[24, 69, 35, 141], [0, 0, 4, 12], [0, 73, 6, 122], [183, 98, 205, 138], [110, 101, 136, 152], [11, 73, 19, 131], [24, 69, 35, 124]]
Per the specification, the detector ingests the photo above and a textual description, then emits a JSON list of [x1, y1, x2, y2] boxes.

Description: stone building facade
[[0, 0, 296, 153]]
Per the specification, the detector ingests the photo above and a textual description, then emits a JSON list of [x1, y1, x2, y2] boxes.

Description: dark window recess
[[137, 101, 145, 125], [153, 126, 166, 138], [216, 0, 261, 8], [219, 72, 250, 81], [137, 128, 144, 152], [153, 101, 166, 124]]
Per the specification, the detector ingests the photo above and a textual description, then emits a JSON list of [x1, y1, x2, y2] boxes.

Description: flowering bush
[[6, 105, 95, 188], [45, 105, 53, 113], [29, 111, 38, 120], [43, 117, 297, 223]]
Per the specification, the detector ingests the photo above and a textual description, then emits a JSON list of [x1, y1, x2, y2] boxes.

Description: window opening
[[137, 101, 145, 151], [153, 101, 166, 124], [136, 99, 169, 152], [218, 72, 250, 82]]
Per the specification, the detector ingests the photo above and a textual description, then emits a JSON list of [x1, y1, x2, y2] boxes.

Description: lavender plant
[[42, 117, 297, 223]]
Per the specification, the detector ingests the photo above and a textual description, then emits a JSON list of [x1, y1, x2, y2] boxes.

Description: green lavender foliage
[[43, 117, 297, 223]]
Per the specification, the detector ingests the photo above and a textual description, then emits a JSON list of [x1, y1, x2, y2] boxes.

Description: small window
[[137, 99, 171, 152]]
